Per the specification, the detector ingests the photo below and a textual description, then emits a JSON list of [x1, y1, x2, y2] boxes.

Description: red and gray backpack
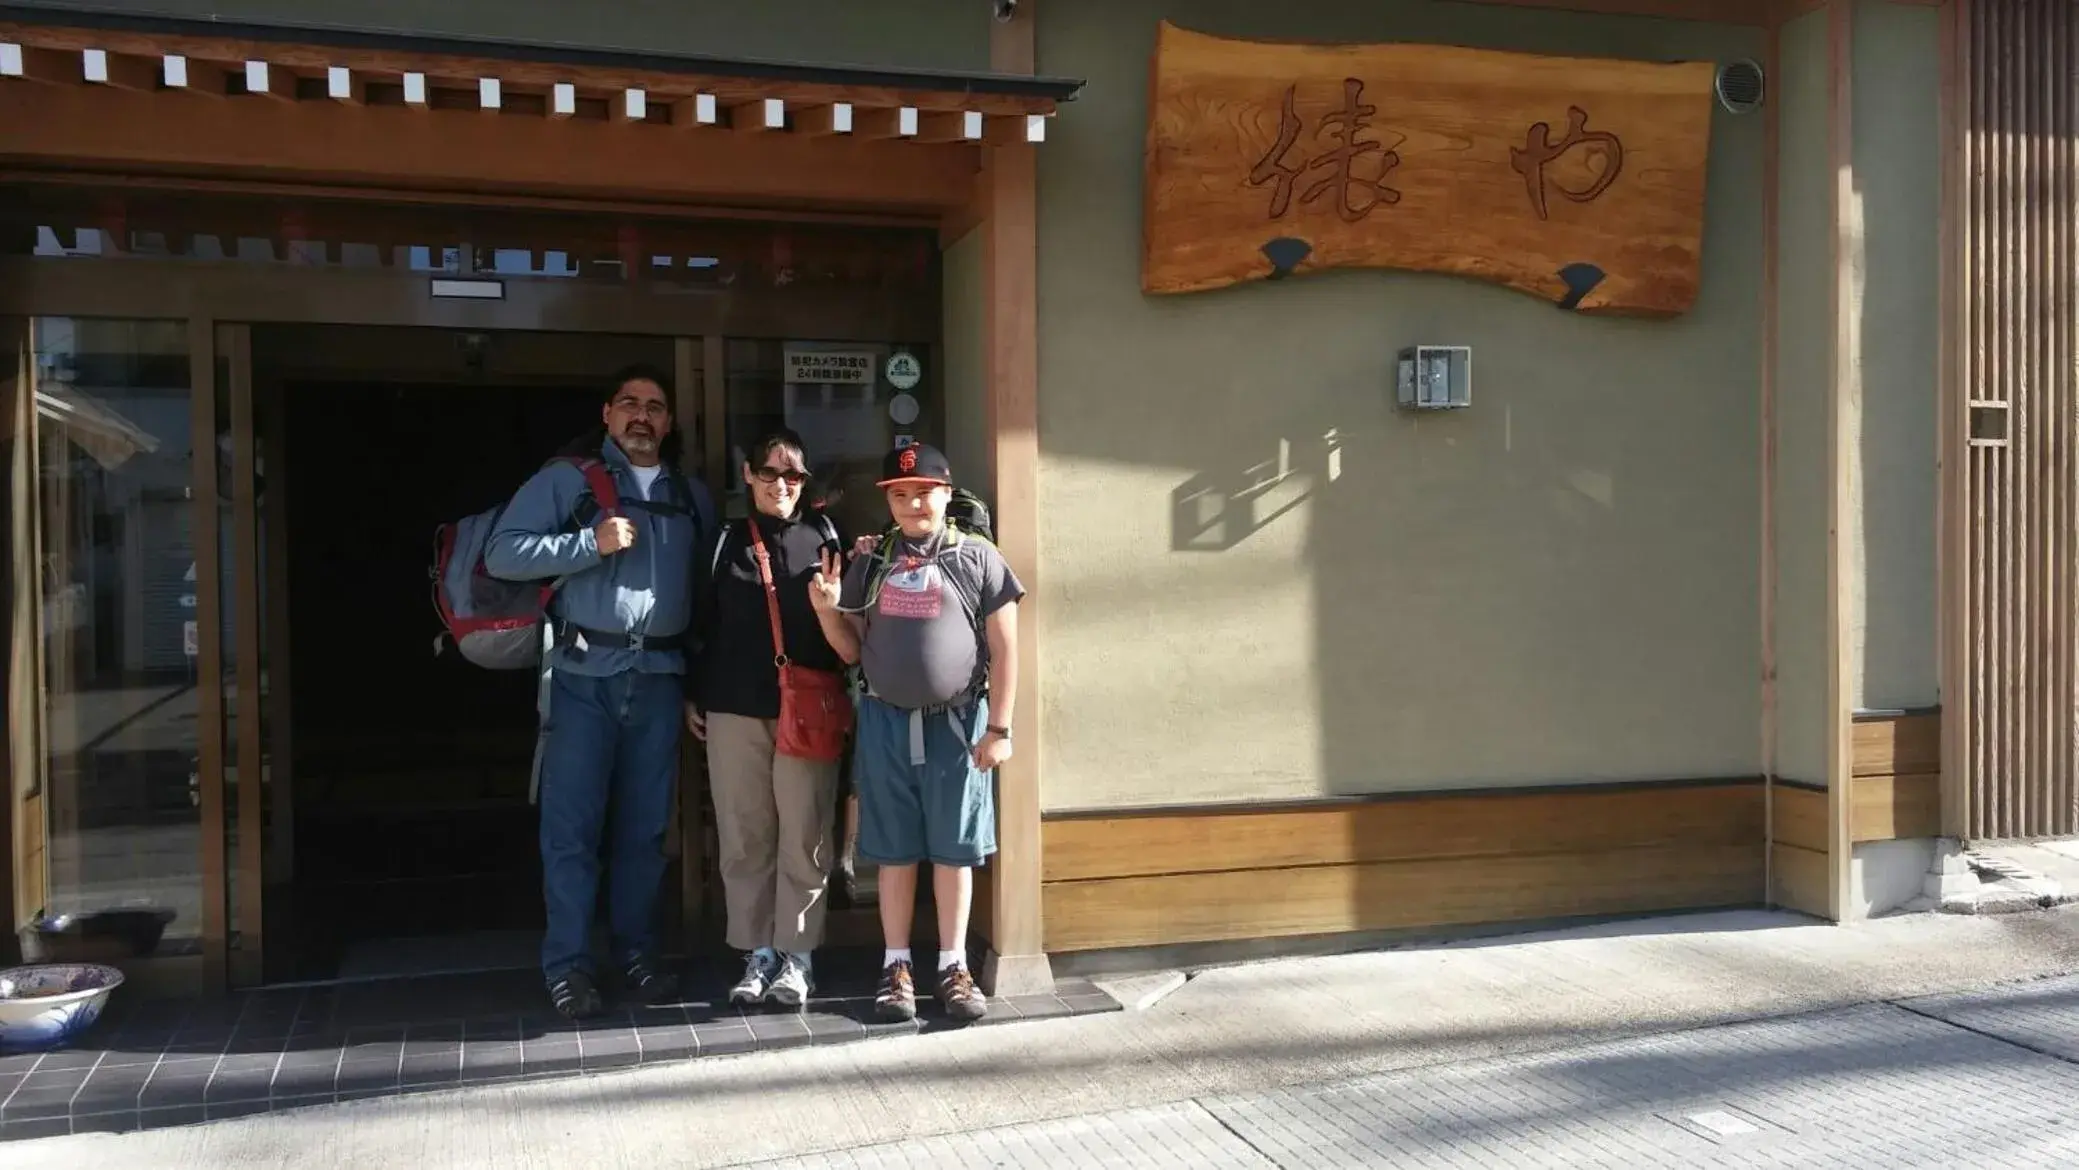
[[430, 455, 620, 670]]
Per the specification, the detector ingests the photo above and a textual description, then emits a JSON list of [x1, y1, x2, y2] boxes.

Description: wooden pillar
[[981, 0, 1053, 997]]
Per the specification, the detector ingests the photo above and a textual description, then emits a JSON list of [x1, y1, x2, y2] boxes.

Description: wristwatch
[[986, 724, 1013, 739]]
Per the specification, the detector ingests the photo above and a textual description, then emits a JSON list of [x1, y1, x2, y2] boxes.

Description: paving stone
[[756, 1004, 2079, 1169]]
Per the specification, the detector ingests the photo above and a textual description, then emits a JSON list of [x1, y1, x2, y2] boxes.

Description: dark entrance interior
[[257, 326, 672, 982]]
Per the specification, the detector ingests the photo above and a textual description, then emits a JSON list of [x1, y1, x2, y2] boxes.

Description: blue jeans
[[537, 668, 682, 981]]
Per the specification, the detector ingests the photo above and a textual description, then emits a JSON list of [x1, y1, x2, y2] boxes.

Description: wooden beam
[[916, 109, 984, 144], [980, 0, 1048, 1000], [0, 21, 1058, 116], [731, 97, 785, 133], [985, 113, 1047, 146], [162, 54, 227, 95], [1935, 0, 1966, 840], [1759, 15, 1780, 899], [0, 42, 69, 82], [81, 48, 155, 90], [1824, 0, 1856, 922], [798, 102, 855, 137], [326, 64, 364, 104], [226, 322, 265, 987], [856, 105, 919, 140], [187, 316, 229, 993], [0, 80, 982, 212]]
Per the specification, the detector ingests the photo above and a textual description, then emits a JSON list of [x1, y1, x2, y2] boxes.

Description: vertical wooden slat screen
[[1955, 0, 2079, 840]]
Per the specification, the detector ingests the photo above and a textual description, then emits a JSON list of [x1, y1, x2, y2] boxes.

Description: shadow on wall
[[1171, 434, 1331, 553], [1145, 294, 1759, 799]]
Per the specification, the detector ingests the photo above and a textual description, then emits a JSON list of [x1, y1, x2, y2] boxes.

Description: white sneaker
[[768, 952, 813, 1008], [729, 948, 780, 1006]]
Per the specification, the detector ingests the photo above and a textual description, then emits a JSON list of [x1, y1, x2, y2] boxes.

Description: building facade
[[0, 0, 2057, 999]]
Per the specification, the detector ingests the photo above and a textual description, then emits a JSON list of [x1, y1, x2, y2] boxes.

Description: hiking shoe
[[729, 948, 781, 1007], [620, 953, 680, 1006], [547, 970, 604, 1020], [768, 952, 813, 1009], [874, 959, 917, 1022], [937, 963, 987, 1022]]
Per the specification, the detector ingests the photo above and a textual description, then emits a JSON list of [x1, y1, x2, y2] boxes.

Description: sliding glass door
[[2, 316, 215, 990]]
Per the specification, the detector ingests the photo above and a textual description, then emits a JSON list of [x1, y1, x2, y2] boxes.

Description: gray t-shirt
[[841, 532, 1025, 710]]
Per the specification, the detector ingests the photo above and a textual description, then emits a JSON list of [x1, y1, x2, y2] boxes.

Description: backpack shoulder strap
[[709, 522, 734, 576], [551, 455, 621, 519]]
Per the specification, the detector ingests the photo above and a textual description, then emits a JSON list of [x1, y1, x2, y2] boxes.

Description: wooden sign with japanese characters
[[1141, 22, 1717, 317]]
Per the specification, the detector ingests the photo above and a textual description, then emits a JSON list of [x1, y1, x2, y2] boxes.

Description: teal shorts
[[853, 695, 998, 868]]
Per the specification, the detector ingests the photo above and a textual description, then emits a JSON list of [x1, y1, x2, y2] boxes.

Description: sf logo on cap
[[898, 448, 918, 474]]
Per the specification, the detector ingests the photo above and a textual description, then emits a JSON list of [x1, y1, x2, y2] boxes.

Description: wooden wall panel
[[1952, 0, 2079, 840], [1848, 711, 1943, 842], [1851, 773, 1941, 842], [1046, 783, 1762, 883], [1045, 844, 1761, 953], [1769, 843, 1830, 917], [1041, 781, 1764, 953], [1851, 712, 1940, 777], [1771, 784, 1828, 854]]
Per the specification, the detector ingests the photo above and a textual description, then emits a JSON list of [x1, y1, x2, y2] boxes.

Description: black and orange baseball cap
[[877, 442, 954, 488]]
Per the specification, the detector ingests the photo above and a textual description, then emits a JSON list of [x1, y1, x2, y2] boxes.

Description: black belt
[[557, 624, 687, 653]]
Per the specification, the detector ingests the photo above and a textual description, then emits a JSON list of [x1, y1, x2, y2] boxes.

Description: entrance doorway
[[254, 327, 684, 981], [2, 185, 948, 994], [257, 326, 671, 982]]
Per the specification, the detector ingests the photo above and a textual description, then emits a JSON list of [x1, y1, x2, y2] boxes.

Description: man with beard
[[486, 365, 715, 1018]]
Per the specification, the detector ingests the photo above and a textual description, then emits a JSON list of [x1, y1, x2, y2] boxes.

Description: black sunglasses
[[752, 466, 809, 486]]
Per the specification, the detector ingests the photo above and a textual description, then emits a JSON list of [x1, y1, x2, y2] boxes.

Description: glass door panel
[[722, 339, 938, 540], [12, 317, 208, 964]]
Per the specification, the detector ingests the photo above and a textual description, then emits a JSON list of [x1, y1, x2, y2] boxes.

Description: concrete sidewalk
[[6, 906, 2079, 1169]]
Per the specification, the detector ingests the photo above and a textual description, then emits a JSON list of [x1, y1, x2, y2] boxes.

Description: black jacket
[[692, 508, 847, 719]]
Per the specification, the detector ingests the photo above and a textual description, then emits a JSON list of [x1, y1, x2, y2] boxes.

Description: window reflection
[[14, 318, 204, 951], [723, 339, 935, 539]]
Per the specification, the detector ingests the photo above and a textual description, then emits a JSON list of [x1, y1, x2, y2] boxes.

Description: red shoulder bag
[[749, 522, 854, 761]]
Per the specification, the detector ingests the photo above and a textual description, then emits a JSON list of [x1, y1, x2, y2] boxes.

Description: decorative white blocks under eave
[[403, 72, 428, 107], [552, 82, 577, 117], [897, 106, 919, 137], [478, 77, 501, 110], [694, 94, 718, 125], [1026, 114, 1047, 143], [81, 48, 112, 84], [962, 110, 984, 140], [243, 60, 270, 95], [758, 97, 785, 129], [623, 88, 647, 121], [0, 44, 22, 78], [328, 66, 353, 101], [829, 101, 853, 134]]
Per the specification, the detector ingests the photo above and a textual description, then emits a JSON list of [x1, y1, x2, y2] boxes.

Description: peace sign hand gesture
[[808, 549, 844, 614]]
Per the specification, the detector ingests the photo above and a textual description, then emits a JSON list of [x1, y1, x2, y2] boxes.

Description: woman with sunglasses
[[686, 428, 849, 1007]]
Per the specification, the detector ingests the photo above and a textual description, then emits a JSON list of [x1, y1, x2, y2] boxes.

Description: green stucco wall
[[1850, 0, 1941, 715], [1036, 1, 1767, 811]]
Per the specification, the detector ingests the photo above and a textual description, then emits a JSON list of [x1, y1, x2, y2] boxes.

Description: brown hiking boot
[[937, 962, 988, 1022], [875, 959, 917, 1022]]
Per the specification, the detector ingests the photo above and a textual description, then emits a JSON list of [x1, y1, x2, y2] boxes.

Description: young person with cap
[[805, 442, 1021, 1021]]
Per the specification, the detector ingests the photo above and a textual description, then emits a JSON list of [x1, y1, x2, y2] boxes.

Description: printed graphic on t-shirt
[[877, 561, 946, 620]]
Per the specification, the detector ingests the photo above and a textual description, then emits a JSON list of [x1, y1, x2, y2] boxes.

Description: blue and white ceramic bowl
[[0, 964, 123, 1053]]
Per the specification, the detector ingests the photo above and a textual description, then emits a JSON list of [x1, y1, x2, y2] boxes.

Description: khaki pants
[[706, 712, 841, 953]]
